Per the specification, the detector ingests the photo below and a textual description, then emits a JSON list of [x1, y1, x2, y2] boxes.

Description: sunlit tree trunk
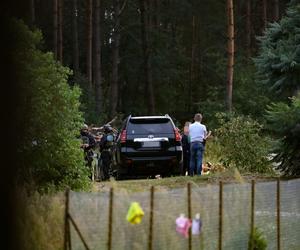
[[53, 0, 58, 59], [72, 0, 79, 76], [140, 0, 155, 114], [226, 0, 234, 112], [94, 0, 103, 115]]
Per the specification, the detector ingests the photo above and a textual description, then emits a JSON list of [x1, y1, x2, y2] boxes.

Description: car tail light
[[120, 129, 127, 143], [174, 128, 181, 142]]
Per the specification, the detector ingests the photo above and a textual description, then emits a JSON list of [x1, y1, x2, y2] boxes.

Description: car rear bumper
[[117, 153, 182, 176]]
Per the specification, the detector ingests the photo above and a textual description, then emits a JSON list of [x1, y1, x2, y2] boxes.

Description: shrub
[[215, 113, 272, 173], [248, 227, 268, 250], [12, 19, 90, 191]]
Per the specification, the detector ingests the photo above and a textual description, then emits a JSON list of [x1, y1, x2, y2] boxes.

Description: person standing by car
[[100, 125, 115, 180], [181, 121, 191, 176], [188, 113, 207, 176], [80, 124, 97, 175]]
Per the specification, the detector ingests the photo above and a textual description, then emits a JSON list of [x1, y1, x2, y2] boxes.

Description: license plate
[[143, 141, 160, 147]]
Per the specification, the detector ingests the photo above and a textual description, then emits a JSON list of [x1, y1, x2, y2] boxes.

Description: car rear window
[[127, 118, 173, 135]]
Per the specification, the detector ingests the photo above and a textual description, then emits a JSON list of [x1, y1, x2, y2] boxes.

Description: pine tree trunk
[[153, 0, 159, 29], [262, 0, 267, 31], [94, 0, 103, 115], [273, 0, 279, 21], [72, 0, 79, 76], [53, 0, 58, 60], [87, 0, 93, 86], [226, 0, 234, 112], [58, 0, 63, 62], [189, 15, 196, 112], [140, 0, 155, 114], [111, 0, 121, 117], [246, 0, 251, 58], [30, 0, 35, 27]]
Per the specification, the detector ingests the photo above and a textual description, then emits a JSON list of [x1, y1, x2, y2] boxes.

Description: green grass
[[92, 170, 280, 193], [16, 189, 65, 250]]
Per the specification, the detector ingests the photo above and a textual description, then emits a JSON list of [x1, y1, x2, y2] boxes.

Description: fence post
[[218, 181, 223, 250], [107, 187, 114, 250], [187, 182, 192, 250], [277, 178, 281, 250], [250, 180, 255, 250], [148, 186, 154, 250], [64, 188, 71, 250]]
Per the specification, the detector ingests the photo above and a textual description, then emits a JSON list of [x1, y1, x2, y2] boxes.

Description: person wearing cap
[[188, 113, 207, 176], [80, 124, 96, 150]]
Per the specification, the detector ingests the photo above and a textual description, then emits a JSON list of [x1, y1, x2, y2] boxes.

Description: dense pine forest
[[30, 0, 292, 123]]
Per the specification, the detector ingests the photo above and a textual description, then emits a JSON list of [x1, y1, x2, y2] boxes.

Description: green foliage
[[71, 73, 100, 124], [233, 62, 273, 122], [266, 95, 300, 176], [12, 19, 90, 191], [215, 113, 272, 173], [254, 3, 300, 98], [248, 227, 268, 250]]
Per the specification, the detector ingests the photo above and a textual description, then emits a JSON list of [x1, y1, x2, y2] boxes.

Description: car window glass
[[128, 119, 173, 134]]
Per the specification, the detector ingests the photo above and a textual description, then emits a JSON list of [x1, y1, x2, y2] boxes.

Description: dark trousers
[[182, 150, 190, 176], [101, 150, 111, 180], [189, 142, 204, 176]]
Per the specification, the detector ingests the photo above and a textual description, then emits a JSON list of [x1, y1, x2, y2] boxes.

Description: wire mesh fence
[[66, 178, 300, 250]]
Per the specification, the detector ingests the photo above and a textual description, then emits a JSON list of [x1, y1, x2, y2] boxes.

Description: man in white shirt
[[188, 113, 207, 176]]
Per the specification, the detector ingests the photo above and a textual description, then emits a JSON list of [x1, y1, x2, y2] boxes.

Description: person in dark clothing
[[80, 124, 96, 167], [99, 125, 115, 180], [181, 122, 191, 176]]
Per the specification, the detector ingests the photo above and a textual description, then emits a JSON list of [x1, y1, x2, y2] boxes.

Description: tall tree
[[189, 15, 196, 111], [140, 0, 155, 114], [72, 0, 79, 75], [262, 0, 267, 31], [94, 0, 103, 115], [110, 0, 126, 117], [246, 0, 252, 58], [87, 0, 93, 86], [58, 0, 63, 62], [30, 0, 35, 27], [226, 0, 234, 112], [255, 2, 300, 97], [273, 0, 279, 21], [53, 0, 58, 59]]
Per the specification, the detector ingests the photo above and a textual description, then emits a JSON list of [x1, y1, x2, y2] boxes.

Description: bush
[[248, 227, 268, 250], [12, 19, 90, 191], [215, 113, 272, 173]]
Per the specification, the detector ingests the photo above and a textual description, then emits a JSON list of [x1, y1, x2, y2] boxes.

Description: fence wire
[[68, 179, 300, 250]]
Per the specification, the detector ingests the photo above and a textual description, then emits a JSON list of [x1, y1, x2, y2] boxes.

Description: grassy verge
[[92, 170, 280, 193], [16, 189, 65, 250]]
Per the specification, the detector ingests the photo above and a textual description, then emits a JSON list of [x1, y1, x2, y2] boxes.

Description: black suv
[[114, 115, 183, 179]]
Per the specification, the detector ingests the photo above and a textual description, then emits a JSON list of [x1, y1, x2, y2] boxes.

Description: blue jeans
[[189, 142, 204, 176]]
